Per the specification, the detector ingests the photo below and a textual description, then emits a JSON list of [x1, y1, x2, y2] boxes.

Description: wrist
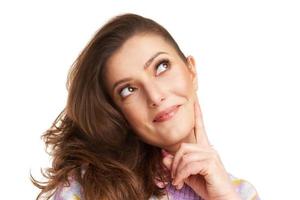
[[212, 191, 241, 200]]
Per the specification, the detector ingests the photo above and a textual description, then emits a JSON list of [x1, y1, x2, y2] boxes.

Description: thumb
[[162, 155, 172, 170], [161, 149, 173, 170], [162, 154, 173, 170]]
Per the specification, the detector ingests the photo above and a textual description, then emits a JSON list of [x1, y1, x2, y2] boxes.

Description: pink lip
[[153, 105, 181, 123]]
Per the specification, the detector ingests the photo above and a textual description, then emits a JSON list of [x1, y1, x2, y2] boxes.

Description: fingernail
[[155, 181, 165, 188], [172, 180, 175, 186], [178, 183, 184, 190], [161, 149, 168, 157], [176, 183, 183, 190]]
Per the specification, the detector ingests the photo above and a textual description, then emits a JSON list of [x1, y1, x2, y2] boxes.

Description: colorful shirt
[[54, 174, 260, 200]]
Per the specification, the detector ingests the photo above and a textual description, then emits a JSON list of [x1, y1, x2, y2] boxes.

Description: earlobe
[[193, 75, 198, 91]]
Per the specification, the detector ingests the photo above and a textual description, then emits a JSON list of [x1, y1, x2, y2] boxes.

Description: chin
[[162, 106, 194, 142], [162, 122, 194, 145]]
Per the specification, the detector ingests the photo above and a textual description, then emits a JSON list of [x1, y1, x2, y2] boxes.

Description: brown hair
[[32, 13, 187, 200]]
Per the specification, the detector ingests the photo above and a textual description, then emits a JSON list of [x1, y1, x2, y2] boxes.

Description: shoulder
[[229, 174, 261, 200], [53, 178, 83, 200]]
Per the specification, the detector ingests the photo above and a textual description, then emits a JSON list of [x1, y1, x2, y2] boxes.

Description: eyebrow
[[112, 51, 168, 93]]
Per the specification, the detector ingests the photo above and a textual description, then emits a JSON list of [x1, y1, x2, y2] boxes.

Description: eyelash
[[118, 59, 170, 98]]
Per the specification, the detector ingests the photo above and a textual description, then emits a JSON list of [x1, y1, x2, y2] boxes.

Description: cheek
[[121, 104, 151, 133], [122, 105, 142, 124], [163, 100, 194, 143], [167, 68, 194, 97]]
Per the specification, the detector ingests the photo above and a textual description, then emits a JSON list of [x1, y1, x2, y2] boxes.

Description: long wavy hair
[[32, 13, 188, 200]]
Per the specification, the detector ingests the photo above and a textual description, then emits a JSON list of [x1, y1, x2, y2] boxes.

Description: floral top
[[53, 173, 260, 200]]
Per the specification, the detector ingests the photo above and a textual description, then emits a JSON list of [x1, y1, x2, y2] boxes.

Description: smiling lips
[[153, 105, 181, 123]]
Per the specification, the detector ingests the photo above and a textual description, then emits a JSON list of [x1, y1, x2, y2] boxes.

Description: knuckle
[[212, 152, 218, 160], [181, 155, 188, 163], [207, 157, 216, 166], [177, 168, 184, 177], [174, 156, 180, 164], [207, 156, 220, 171], [209, 149, 219, 159], [180, 142, 187, 149]]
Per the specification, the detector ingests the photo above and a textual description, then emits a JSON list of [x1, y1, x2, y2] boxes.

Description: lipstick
[[153, 105, 180, 123]]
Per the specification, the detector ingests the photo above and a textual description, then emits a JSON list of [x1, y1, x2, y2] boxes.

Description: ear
[[186, 55, 198, 91]]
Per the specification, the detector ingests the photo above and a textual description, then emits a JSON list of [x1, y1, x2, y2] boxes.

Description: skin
[[105, 33, 241, 200], [105, 33, 198, 153]]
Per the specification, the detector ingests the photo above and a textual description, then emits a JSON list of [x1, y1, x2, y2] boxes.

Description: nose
[[144, 81, 166, 108]]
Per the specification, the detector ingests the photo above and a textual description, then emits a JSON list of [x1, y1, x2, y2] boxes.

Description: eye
[[155, 59, 170, 76], [119, 85, 136, 98], [117, 59, 170, 99]]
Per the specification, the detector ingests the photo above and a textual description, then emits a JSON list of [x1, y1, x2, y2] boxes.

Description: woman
[[32, 13, 260, 200]]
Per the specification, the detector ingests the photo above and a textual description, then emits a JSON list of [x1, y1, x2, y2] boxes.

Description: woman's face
[[105, 33, 198, 152]]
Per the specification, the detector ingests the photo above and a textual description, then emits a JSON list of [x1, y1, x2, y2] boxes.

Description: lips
[[153, 105, 181, 123]]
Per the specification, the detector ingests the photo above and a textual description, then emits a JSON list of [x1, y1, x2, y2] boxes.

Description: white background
[[0, 0, 299, 199]]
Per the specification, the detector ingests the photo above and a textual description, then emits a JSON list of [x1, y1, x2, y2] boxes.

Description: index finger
[[194, 94, 210, 148]]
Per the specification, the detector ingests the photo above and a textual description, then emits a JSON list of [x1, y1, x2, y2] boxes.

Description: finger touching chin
[[162, 155, 173, 170]]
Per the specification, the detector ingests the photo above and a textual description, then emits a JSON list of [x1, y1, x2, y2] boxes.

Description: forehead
[[105, 34, 178, 88], [107, 34, 176, 68]]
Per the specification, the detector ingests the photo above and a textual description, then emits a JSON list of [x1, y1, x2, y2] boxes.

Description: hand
[[162, 95, 241, 200]]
